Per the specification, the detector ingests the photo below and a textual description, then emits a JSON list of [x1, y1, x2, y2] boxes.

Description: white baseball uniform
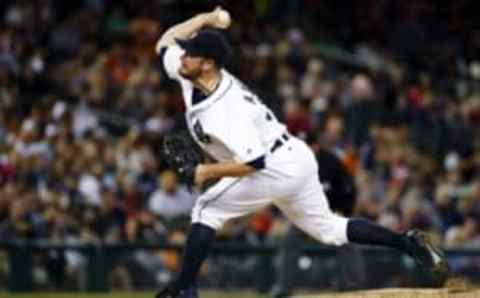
[[161, 45, 349, 246]]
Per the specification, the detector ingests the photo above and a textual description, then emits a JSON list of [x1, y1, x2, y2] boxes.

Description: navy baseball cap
[[175, 30, 231, 67]]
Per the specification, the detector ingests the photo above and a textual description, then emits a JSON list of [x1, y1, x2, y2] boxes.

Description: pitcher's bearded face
[[179, 54, 206, 79]]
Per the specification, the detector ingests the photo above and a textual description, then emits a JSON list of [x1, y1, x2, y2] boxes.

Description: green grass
[[1, 291, 267, 298]]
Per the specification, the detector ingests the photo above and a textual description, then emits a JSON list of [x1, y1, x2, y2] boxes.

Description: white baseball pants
[[191, 136, 349, 246]]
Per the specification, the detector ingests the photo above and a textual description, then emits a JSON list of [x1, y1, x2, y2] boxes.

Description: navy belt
[[270, 133, 290, 153]]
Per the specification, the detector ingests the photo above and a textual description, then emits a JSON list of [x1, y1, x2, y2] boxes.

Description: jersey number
[[241, 84, 258, 105], [265, 112, 273, 121], [193, 121, 211, 144], [240, 84, 274, 122]]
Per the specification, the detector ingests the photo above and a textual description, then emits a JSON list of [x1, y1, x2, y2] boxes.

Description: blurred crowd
[[1, 0, 480, 289]]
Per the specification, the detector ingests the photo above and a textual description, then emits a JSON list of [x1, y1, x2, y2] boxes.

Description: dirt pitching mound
[[295, 279, 479, 298]]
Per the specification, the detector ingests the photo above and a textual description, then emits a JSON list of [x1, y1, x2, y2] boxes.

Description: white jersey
[[162, 45, 287, 163]]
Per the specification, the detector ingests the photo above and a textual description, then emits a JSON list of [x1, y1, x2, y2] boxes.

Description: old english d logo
[[193, 120, 211, 144]]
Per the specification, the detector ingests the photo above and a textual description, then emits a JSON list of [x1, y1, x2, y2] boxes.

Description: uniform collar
[[188, 70, 233, 112]]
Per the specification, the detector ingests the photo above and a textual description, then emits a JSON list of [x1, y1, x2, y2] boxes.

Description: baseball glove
[[162, 131, 204, 191]]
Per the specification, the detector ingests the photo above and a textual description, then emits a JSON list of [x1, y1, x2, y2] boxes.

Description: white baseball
[[217, 10, 231, 27]]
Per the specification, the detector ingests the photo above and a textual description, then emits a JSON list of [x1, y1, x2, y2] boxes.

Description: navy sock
[[347, 218, 407, 251], [175, 223, 215, 290]]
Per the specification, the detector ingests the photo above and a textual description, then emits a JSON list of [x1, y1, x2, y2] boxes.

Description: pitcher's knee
[[191, 213, 224, 230], [192, 218, 222, 231], [320, 230, 348, 246], [191, 208, 224, 231], [318, 214, 350, 246]]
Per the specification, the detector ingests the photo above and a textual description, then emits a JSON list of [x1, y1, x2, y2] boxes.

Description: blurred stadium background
[[1, 0, 480, 297]]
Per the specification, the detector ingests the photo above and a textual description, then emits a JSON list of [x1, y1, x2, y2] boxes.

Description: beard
[[179, 67, 202, 80]]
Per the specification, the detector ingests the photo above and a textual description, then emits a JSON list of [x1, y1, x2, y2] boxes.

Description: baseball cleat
[[155, 284, 179, 298], [270, 285, 293, 298], [404, 229, 451, 282], [155, 284, 198, 298]]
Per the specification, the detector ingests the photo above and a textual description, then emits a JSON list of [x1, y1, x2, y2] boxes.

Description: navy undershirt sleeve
[[246, 155, 265, 170]]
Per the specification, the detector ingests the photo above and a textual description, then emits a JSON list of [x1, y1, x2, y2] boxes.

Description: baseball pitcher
[[154, 7, 449, 298]]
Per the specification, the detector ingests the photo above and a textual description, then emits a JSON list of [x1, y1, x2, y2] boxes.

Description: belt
[[270, 133, 290, 153]]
